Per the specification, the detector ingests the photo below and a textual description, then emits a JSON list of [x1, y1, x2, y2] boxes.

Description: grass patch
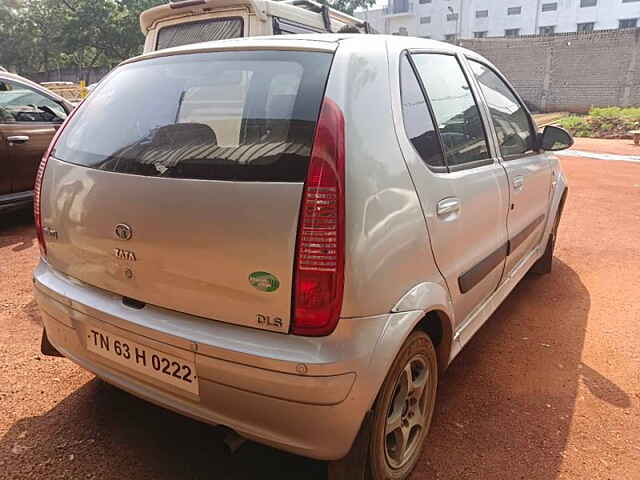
[[559, 107, 640, 138]]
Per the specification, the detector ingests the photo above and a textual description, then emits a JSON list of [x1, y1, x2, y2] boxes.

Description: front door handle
[[7, 135, 30, 146], [436, 197, 461, 220], [513, 175, 525, 191]]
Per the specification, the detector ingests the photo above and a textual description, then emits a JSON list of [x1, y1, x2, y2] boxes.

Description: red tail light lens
[[34, 102, 81, 257], [292, 98, 345, 337], [33, 154, 50, 257]]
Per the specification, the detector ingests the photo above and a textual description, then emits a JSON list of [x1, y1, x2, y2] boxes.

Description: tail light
[[34, 102, 82, 257], [292, 98, 345, 336]]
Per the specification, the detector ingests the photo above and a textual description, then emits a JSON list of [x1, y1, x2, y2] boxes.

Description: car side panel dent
[[391, 281, 452, 314]]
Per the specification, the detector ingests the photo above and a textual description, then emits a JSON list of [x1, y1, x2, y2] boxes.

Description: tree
[[325, 0, 376, 16], [0, 0, 162, 77]]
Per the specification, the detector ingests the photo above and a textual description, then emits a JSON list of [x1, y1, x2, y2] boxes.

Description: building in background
[[355, 0, 640, 40]]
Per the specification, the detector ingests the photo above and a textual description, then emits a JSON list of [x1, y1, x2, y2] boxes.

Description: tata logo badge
[[113, 248, 136, 262], [115, 223, 133, 241], [249, 271, 280, 292]]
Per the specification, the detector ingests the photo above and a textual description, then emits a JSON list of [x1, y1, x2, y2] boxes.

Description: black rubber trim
[[457, 213, 547, 294], [458, 242, 509, 294], [508, 214, 545, 255]]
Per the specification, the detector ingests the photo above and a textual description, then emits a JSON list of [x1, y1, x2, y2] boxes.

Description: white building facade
[[356, 0, 640, 40]]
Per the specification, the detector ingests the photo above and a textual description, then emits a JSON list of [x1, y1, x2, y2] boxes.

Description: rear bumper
[[0, 190, 33, 214], [33, 260, 392, 460]]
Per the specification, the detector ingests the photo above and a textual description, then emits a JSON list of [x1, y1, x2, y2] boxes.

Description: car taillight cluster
[[34, 101, 82, 258], [33, 154, 50, 257], [292, 98, 345, 337]]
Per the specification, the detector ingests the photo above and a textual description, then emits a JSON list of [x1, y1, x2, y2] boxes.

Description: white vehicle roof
[[122, 34, 484, 68], [140, 0, 365, 34]]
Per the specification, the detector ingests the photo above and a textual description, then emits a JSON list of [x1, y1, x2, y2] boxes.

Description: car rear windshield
[[53, 50, 333, 182]]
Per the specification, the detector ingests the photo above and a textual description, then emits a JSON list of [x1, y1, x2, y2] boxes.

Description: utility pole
[[458, 0, 464, 44]]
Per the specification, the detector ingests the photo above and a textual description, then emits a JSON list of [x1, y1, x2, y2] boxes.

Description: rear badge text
[[113, 248, 137, 262]]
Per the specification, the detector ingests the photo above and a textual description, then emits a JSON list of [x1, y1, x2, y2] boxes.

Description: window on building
[[505, 28, 520, 37], [444, 33, 456, 41], [507, 6, 522, 15], [447, 13, 459, 21], [539, 25, 555, 35], [541, 2, 557, 11], [577, 22, 595, 32], [419, 0, 432, 3], [476, 10, 489, 18], [420, 16, 431, 24], [622, 0, 640, 3], [619, 18, 638, 29], [411, 54, 491, 168], [468, 60, 534, 158], [474, 31, 488, 38], [580, 0, 597, 7], [399, 55, 445, 169]]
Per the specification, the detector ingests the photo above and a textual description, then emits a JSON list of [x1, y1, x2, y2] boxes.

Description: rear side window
[[53, 50, 333, 182], [412, 54, 491, 168], [399, 56, 445, 169], [468, 60, 534, 158], [156, 18, 243, 50]]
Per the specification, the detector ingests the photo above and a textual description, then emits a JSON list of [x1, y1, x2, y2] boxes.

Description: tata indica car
[[33, 35, 571, 479], [0, 72, 72, 213]]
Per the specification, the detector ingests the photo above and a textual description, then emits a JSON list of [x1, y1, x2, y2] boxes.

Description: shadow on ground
[[0, 258, 627, 479], [0, 209, 35, 251]]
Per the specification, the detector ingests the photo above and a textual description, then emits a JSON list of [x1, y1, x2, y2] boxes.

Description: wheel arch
[[413, 309, 454, 376]]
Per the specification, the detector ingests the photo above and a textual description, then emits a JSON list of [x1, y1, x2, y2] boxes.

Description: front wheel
[[330, 331, 438, 480]]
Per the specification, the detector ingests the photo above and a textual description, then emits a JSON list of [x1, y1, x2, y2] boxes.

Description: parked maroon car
[[0, 72, 73, 213]]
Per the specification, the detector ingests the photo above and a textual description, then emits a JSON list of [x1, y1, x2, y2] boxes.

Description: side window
[[411, 54, 491, 168], [272, 17, 323, 35], [0, 79, 67, 124], [469, 60, 534, 158], [400, 55, 445, 169]]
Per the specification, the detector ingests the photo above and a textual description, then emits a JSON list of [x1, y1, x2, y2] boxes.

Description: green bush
[[558, 107, 640, 138], [590, 107, 640, 121], [558, 115, 592, 137]]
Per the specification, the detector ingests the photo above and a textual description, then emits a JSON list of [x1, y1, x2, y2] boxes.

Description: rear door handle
[[7, 135, 30, 145], [436, 197, 461, 219], [513, 175, 525, 191]]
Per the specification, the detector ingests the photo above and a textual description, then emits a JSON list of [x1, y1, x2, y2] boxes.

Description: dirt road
[[1, 141, 639, 479]]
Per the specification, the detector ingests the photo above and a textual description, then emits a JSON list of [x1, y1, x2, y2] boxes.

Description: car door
[[396, 51, 510, 329], [0, 78, 67, 194], [0, 126, 10, 196], [465, 59, 553, 277]]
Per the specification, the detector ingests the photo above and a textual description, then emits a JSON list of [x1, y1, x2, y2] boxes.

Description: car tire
[[532, 210, 562, 275], [330, 331, 438, 480], [369, 330, 437, 480]]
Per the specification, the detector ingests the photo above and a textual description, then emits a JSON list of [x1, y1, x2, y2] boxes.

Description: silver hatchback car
[[34, 35, 571, 479]]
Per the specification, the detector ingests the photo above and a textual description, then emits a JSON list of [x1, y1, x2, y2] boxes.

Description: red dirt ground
[[572, 137, 640, 156], [1, 139, 639, 479]]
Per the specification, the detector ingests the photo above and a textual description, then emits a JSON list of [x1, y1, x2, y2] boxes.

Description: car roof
[[0, 71, 73, 108], [121, 34, 490, 69]]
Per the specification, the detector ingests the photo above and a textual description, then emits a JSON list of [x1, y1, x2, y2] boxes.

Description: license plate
[[86, 327, 199, 395]]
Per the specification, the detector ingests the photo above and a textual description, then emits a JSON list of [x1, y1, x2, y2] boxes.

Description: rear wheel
[[532, 205, 562, 275], [329, 331, 437, 480]]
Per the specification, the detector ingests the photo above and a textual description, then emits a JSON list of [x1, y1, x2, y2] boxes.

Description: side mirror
[[539, 125, 574, 151]]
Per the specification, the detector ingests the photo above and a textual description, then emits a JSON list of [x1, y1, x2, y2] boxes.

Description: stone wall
[[460, 28, 640, 113]]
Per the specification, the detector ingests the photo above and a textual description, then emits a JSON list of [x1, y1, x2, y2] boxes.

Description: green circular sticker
[[249, 271, 280, 292]]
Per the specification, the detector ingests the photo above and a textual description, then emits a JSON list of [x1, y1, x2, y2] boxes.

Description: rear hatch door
[[41, 48, 334, 333]]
